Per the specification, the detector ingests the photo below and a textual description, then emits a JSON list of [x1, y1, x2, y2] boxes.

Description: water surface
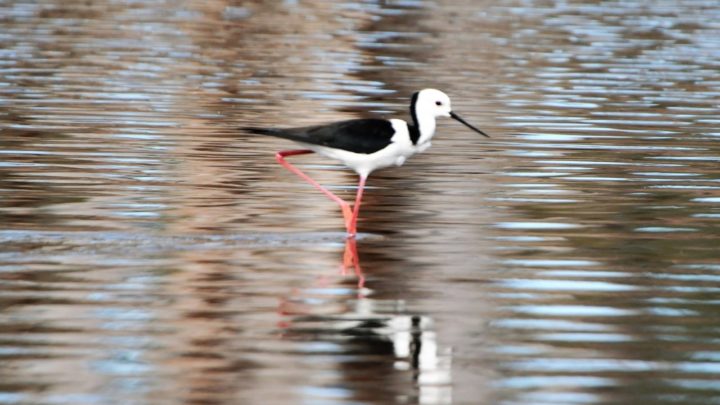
[[1, 1, 720, 404]]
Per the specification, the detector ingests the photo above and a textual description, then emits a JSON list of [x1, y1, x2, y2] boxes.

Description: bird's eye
[[435, 101, 442, 106]]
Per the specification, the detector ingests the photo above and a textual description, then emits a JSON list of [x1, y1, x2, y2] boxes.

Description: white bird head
[[415, 88, 453, 118], [412, 89, 489, 137]]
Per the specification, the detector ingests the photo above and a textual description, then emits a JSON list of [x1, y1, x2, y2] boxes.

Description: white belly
[[305, 119, 421, 178], [309, 142, 408, 178]]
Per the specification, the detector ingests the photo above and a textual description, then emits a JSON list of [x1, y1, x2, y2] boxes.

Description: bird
[[242, 88, 489, 236]]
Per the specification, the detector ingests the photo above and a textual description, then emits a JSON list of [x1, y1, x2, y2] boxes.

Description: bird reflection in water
[[277, 238, 453, 404]]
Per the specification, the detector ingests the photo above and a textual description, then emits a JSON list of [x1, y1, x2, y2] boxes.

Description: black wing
[[242, 119, 396, 154]]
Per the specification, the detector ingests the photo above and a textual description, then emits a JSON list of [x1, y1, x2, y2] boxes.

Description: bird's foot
[[340, 203, 354, 232], [344, 213, 358, 237], [345, 221, 358, 237]]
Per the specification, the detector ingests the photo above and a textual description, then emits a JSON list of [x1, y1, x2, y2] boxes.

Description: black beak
[[450, 111, 490, 138]]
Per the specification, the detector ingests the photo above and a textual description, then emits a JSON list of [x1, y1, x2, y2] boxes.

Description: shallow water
[[2, 1, 720, 404]]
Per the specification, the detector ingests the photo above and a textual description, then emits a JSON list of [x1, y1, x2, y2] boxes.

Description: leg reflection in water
[[275, 238, 453, 404], [278, 237, 366, 318]]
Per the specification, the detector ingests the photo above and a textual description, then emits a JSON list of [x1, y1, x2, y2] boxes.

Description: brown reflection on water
[[2, 0, 720, 404]]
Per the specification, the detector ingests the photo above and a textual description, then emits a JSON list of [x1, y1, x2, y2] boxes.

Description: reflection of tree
[[0, 127, 91, 229]]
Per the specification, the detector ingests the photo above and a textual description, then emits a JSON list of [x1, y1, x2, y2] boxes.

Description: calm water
[[2, 1, 720, 404]]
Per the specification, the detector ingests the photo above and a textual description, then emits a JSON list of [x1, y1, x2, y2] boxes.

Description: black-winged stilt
[[243, 88, 489, 236]]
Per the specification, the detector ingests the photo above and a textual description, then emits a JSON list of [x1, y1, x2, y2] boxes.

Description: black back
[[243, 118, 397, 154]]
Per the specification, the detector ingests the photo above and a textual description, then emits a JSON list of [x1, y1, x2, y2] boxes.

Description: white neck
[[416, 114, 436, 145]]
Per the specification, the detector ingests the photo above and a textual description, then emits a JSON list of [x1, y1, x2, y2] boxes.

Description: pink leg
[[347, 176, 367, 237], [342, 237, 365, 290], [275, 150, 353, 230], [347, 238, 366, 292]]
